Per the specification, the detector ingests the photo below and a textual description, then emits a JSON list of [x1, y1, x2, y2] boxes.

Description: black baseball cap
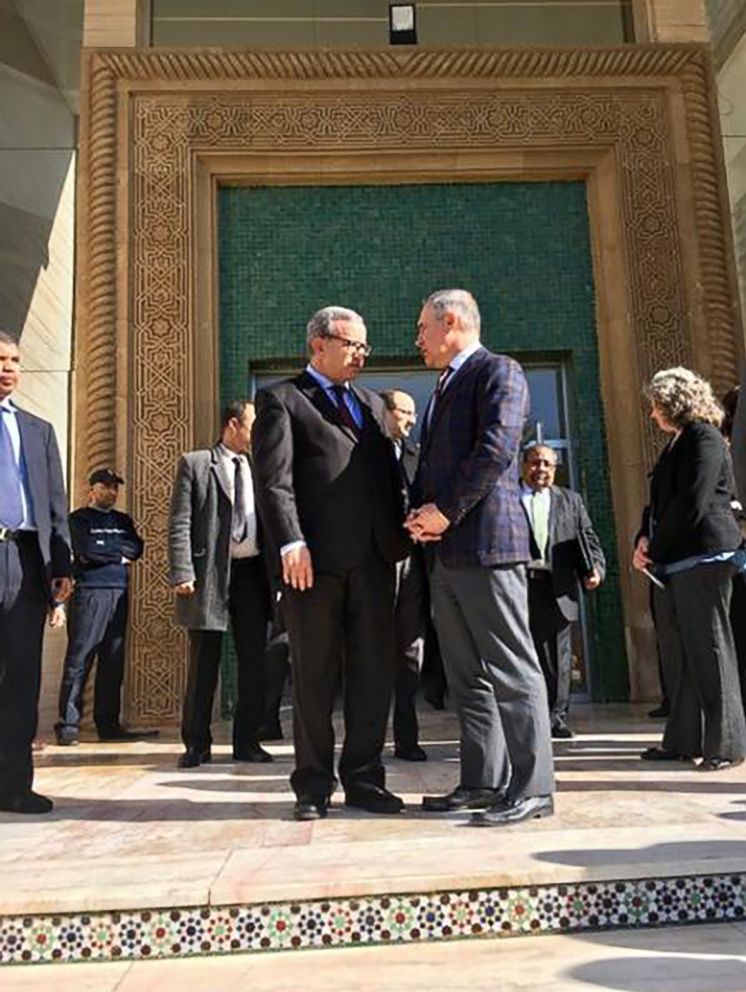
[[89, 468, 125, 486]]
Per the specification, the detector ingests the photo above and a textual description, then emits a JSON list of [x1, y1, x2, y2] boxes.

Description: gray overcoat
[[168, 444, 237, 631]]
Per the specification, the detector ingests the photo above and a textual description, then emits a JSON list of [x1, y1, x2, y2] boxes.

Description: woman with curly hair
[[633, 367, 746, 770]]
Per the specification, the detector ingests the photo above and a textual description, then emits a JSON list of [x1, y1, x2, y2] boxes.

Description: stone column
[[631, 0, 709, 43], [83, 0, 151, 48]]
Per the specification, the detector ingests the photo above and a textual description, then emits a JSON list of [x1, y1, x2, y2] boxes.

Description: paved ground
[[2, 922, 746, 991], [2, 704, 746, 915]]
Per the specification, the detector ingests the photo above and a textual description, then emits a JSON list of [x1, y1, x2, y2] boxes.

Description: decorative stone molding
[[75, 45, 742, 720]]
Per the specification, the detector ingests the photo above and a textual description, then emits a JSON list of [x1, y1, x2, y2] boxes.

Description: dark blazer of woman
[[642, 421, 742, 565]]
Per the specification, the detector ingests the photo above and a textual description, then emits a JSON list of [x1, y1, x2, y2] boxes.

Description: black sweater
[[70, 507, 144, 588]]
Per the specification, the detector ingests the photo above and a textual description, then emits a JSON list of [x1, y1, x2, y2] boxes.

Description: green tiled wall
[[218, 181, 629, 704]]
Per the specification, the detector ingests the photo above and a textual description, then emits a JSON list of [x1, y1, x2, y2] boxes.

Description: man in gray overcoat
[[168, 400, 271, 768]]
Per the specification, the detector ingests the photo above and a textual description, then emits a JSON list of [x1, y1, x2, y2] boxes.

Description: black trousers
[[656, 562, 746, 761], [731, 572, 746, 712], [56, 587, 128, 734], [528, 571, 573, 725], [392, 554, 427, 750], [283, 549, 396, 801], [181, 556, 270, 753], [0, 533, 47, 801]]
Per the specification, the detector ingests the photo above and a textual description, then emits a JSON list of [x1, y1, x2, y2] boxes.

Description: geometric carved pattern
[[76, 46, 742, 721]]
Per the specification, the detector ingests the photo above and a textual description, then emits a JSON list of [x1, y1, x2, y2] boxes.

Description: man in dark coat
[[381, 388, 429, 762], [253, 306, 409, 821], [520, 443, 605, 738], [168, 400, 271, 769], [407, 289, 555, 827], [0, 330, 71, 814]]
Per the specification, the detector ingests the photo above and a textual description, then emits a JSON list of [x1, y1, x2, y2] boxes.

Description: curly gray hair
[[306, 306, 365, 349], [646, 366, 723, 429]]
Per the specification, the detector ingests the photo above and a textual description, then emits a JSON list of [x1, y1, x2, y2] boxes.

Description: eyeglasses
[[391, 405, 417, 418], [324, 333, 373, 357], [528, 459, 556, 468]]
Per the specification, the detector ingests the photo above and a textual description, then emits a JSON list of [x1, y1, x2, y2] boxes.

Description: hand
[[282, 545, 314, 591], [632, 537, 652, 572], [584, 568, 602, 591], [48, 605, 66, 628], [405, 504, 450, 543], [174, 580, 196, 596], [51, 577, 72, 603]]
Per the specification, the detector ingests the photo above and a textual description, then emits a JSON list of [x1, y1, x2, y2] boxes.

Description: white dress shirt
[[217, 444, 259, 559]]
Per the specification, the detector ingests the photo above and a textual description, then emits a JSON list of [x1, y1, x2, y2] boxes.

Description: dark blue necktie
[[0, 410, 24, 528], [331, 385, 361, 439]]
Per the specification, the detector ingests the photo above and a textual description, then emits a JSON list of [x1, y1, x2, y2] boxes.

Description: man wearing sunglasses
[[253, 306, 410, 821]]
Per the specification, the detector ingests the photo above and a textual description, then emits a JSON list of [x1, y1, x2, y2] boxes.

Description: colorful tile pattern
[[1, 873, 743, 965]]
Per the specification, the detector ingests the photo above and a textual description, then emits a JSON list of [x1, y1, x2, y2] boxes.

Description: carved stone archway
[[75, 46, 742, 721]]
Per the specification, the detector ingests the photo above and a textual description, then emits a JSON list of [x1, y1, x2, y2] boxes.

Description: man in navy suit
[[0, 330, 72, 814], [407, 290, 555, 826]]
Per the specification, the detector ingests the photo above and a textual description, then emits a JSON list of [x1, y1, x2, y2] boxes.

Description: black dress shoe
[[177, 747, 212, 768], [422, 786, 500, 812], [55, 731, 80, 746], [345, 785, 404, 815], [699, 756, 745, 771], [0, 791, 54, 814], [640, 746, 694, 762], [470, 794, 554, 827], [98, 725, 160, 742], [293, 796, 328, 821], [551, 721, 574, 740], [647, 704, 670, 719], [232, 743, 274, 764], [424, 690, 446, 711], [394, 744, 427, 762]]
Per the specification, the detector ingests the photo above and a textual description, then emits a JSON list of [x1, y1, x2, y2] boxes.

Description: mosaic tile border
[[1, 873, 744, 965]]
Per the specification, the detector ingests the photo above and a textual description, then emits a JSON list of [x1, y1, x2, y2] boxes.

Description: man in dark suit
[[253, 306, 409, 821], [168, 399, 271, 769], [0, 330, 72, 814], [520, 443, 605, 739], [407, 290, 555, 826], [381, 388, 428, 762]]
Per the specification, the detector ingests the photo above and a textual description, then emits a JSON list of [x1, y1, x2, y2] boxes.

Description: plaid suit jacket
[[415, 347, 530, 567]]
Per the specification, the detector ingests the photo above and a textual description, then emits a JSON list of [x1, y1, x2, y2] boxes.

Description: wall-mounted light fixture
[[389, 4, 417, 45]]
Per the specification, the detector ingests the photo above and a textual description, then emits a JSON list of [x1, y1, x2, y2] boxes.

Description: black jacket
[[253, 372, 409, 573], [70, 506, 143, 588], [640, 421, 742, 564], [524, 485, 606, 622]]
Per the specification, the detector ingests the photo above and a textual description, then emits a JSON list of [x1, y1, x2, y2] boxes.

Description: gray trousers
[[655, 562, 746, 761], [429, 557, 555, 800]]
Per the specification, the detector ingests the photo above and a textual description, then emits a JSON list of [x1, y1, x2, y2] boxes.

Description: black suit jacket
[[399, 437, 419, 502], [524, 485, 605, 622], [640, 421, 742, 564], [253, 372, 409, 573], [16, 406, 71, 581]]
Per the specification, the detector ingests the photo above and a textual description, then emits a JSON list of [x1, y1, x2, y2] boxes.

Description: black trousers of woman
[[654, 561, 746, 761]]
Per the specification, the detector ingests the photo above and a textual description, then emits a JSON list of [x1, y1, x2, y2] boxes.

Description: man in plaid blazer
[[407, 289, 555, 826]]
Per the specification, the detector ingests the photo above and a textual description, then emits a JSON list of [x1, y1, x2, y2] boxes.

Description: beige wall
[[715, 27, 746, 344]]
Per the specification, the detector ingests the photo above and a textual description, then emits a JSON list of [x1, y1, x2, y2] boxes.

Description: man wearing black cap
[[54, 468, 154, 744]]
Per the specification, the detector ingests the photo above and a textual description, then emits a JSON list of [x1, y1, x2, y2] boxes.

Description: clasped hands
[[404, 503, 451, 543]]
